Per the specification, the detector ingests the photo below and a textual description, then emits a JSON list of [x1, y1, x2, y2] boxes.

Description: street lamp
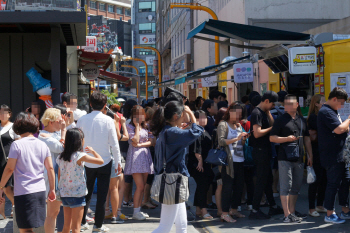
[[124, 57, 149, 99], [121, 65, 140, 103], [133, 45, 162, 97]]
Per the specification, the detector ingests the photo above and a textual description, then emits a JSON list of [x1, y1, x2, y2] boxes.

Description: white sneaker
[[0, 214, 5, 220], [86, 215, 95, 224], [81, 223, 89, 231], [247, 205, 253, 211], [141, 212, 149, 218], [133, 212, 146, 220], [237, 206, 242, 212], [92, 225, 109, 232]]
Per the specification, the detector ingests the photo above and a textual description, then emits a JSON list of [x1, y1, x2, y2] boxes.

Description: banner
[[234, 63, 254, 83], [201, 72, 217, 87]]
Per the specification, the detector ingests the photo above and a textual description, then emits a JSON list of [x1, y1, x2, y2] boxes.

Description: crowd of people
[[0, 86, 350, 233]]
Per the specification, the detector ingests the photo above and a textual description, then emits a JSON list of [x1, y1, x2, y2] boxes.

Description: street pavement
[[2, 175, 350, 233]]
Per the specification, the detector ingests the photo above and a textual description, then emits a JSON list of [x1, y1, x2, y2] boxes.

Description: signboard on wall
[[82, 36, 97, 52], [146, 57, 155, 65], [82, 63, 100, 80], [201, 72, 217, 87], [233, 63, 254, 83], [331, 72, 350, 121], [288, 47, 317, 74], [140, 35, 156, 45]]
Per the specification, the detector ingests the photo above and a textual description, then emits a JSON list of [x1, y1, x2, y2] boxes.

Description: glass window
[[90, 1, 96, 9], [125, 8, 131, 16], [116, 6, 123, 14], [138, 44, 156, 55], [139, 1, 155, 12], [108, 5, 114, 13], [99, 3, 105, 11], [139, 66, 154, 76], [139, 23, 155, 34]]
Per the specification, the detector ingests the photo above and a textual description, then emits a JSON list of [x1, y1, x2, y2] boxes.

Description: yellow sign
[[293, 54, 316, 64]]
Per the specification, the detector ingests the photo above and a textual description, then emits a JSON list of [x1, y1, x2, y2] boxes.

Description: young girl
[[56, 128, 104, 233], [124, 105, 154, 221]]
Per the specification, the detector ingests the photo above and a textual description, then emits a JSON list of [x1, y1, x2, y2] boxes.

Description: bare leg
[[118, 175, 125, 211], [19, 229, 34, 233], [44, 200, 62, 233], [132, 174, 146, 209], [109, 177, 121, 217], [62, 207, 72, 233], [0, 201, 5, 218], [123, 182, 132, 203], [71, 207, 84, 233], [4, 186, 14, 205], [289, 195, 298, 215], [280, 195, 290, 217], [216, 184, 223, 216]]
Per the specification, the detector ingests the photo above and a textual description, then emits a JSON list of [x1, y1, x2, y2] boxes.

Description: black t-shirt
[[249, 107, 271, 149], [318, 104, 347, 168], [188, 130, 212, 171], [270, 113, 309, 163], [307, 113, 320, 164]]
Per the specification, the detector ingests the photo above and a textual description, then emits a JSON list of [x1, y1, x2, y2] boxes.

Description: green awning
[[188, 19, 311, 45]]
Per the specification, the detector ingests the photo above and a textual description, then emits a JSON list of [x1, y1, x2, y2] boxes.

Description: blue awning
[[188, 19, 311, 44], [148, 56, 250, 89]]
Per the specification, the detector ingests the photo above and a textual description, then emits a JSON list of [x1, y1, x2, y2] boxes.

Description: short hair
[[328, 87, 348, 101], [223, 103, 245, 122], [194, 110, 206, 119], [249, 91, 260, 102], [277, 91, 288, 103], [110, 104, 121, 113], [41, 108, 61, 127], [54, 104, 67, 115], [61, 92, 77, 104], [202, 99, 215, 115], [209, 90, 221, 100], [284, 94, 297, 101], [13, 112, 40, 135], [251, 95, 262, 107], [241, 95, 249, 104], [219, 92, 227, 99], [90, 91, 107, 111], [261, 91, 278, 103]]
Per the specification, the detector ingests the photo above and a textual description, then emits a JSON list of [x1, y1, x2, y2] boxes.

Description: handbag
[[283, 117, 303, 161], [151, 129, 189, 205], [205, 123, 228, 166], [242, 127, 254, 165]]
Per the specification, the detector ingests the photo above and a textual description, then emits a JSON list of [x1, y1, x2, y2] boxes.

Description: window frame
[[138, 23, 155, 34], [108, 5, 114, 13], [125, 8, 131, 16], [138, 1, 155, 12], [116, 6, 123, 14], [99, 2, 105, 11], [90, 1, 96, 9]]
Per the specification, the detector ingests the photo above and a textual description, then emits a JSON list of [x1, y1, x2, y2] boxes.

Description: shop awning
[[188, 19, 311, 45], [78, 50, 113, 71], [148, 55, 250, 91], [99, 70, 132, 87]]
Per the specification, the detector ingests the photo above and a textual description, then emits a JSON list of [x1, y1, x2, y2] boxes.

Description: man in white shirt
[[77, 91, 122, 232]]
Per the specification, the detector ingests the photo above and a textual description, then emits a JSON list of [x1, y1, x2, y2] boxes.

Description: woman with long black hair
[[0, 105, 19, 219], [150, 101, 203, 233]]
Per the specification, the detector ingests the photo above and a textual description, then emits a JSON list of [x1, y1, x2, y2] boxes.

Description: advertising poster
[[331, 72, 350, 121], [233, 63, 254, 83]]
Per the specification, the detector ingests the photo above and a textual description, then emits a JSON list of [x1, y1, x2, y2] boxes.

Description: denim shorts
[[61, 196, 86, 208], [111, 159, 122, 179]]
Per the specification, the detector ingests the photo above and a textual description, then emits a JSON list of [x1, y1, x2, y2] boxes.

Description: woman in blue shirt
[[150, 101, 203, 233]]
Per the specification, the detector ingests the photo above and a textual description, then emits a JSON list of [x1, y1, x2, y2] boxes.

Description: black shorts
[[14, 191, 46, 229]]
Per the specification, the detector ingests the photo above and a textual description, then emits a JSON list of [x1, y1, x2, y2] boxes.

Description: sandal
[[202, 213, 213, 219], [141, 202, 156, 209], [230, 210, 245, 218], [220, 214, 236, 223]]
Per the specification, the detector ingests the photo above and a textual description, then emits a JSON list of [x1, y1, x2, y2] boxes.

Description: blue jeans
[[324, 162, 350, 211], [61, 196, 86, 208]]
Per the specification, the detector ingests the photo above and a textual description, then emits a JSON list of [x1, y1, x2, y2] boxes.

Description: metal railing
[[1, 0, 81, 11]]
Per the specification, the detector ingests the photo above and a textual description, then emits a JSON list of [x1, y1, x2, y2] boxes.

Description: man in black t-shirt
[[249, 91, 284, 220], [318, 87, 350, 224], [270, 95, 313, 223]]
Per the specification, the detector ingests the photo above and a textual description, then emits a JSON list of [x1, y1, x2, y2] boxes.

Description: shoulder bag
[[151, 129, 189, 205], [283, 117, 303, 161], [205, 122, 228, 166]]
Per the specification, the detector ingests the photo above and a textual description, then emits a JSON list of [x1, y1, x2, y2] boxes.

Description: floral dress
[[56, 152, 88, 197], [124, 124, 154, 175]]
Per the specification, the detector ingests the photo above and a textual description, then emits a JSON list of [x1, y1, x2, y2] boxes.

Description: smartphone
[[67, 113, 71, 118]]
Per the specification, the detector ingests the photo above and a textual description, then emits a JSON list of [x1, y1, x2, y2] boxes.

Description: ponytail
[[150, 100, 184, 137]]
